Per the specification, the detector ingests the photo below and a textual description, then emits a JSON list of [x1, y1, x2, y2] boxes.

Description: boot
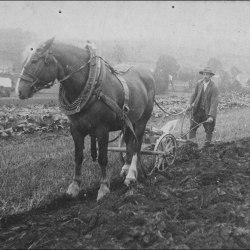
[[204, 133, 213, 147], [187, 132, 198, 147]]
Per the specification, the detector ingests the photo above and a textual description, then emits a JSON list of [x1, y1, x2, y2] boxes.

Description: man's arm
[[208, 86, 219, 118], [190, 81, 199, 104]]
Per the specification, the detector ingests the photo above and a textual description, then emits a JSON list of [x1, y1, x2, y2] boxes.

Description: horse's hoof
[[124, 169, 137, 186], [120, 169, 128, 178], [120, 164, 130, 178], [124, 177, 136, 186], [97, 185, 110, 201], [66, 181, 80, 197]]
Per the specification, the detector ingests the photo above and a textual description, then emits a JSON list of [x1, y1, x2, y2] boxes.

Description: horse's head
[[17, 37, 57, 99]]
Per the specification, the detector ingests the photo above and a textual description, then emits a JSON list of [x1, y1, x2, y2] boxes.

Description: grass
[[0, 133, 122, 216], [196, 107, 250, 145], [151, 107, 250, 148], [0, 107, 250, 217]]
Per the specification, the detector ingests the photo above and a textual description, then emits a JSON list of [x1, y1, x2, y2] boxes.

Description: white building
[[0, 77, 12, 87]]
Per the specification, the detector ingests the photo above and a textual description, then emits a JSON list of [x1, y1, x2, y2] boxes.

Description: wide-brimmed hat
[[199, 67, 215, 76]]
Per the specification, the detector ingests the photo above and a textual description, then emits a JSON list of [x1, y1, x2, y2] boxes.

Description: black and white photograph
[[1, 1, 250, 249]]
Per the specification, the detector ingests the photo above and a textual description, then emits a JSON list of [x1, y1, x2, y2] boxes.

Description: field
[[1, 92, 250, 249]]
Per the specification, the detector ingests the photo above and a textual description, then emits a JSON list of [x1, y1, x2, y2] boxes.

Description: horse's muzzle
[[18, 90, 32, 99], [18, 91, 26, 99]]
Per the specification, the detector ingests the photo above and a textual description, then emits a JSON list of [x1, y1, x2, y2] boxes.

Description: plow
[[107, 108, 206, 176]]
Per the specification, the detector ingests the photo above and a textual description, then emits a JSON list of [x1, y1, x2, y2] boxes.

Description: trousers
[[189, 108, 215, 144]]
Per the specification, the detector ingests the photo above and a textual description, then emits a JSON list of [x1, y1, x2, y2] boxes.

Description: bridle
[[19, 50, 58, 93], [19, 49, 91, 93]]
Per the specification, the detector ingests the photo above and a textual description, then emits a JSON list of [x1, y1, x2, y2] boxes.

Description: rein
[[154, 99, 187, 116], [58, 59, 91, 84]]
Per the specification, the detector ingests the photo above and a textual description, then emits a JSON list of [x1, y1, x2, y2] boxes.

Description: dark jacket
[[190, 79, 219, 119]]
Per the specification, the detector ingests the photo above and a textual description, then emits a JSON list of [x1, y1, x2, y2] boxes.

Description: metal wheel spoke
[[165, 139, 172, 148], [151, 134, 178, 175], [165, 145, 175, 153], [166, 155, 174, 161], [158, 157, 165, 171]]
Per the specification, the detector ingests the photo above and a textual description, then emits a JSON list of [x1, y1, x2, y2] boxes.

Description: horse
[[17, 37, 155, 201]]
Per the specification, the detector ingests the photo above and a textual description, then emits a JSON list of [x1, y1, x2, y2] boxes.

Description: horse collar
[[58, 46, 105, 115]]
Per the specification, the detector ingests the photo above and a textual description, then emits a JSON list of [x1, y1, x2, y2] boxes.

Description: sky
[[1, 1, 250, 56]]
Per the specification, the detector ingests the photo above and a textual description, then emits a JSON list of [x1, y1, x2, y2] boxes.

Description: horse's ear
[[43, 37, 55, 51]]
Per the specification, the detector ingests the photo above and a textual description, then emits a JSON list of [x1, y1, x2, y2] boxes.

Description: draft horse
[[17, 38, 155, 200]]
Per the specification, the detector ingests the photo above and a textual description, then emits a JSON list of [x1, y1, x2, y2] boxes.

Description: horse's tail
[[90, 135, 97, 162]]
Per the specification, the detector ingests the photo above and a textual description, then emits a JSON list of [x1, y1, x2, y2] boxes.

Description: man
[[187, 67, 219, 147], [86, 40, 97, 52], [169, 74, 175, 91]]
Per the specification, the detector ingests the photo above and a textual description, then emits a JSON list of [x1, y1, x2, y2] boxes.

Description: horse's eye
[[36, 48, 43, 53], [31, 54, 42, 63]]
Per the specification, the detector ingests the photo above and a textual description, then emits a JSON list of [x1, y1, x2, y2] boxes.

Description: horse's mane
[[52, 42, 88, 60], [55, 42, 86, 52]]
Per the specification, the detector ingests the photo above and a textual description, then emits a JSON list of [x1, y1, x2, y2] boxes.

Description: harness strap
[[98, 92, 138, 144], [19, 74, 34, 83], [95, 66, 138, 144], [116, 75, 130, 114], [57, 44, 137, 143]]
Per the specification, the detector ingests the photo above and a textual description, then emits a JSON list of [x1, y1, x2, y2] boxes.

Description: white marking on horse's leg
[[15, 68, 24, 95], [97, 179, 110, 201], [119, 133, 125, 147], [124, 153, 138, 186], [120, 163, 130, 177], [66, 180, 80, 197]]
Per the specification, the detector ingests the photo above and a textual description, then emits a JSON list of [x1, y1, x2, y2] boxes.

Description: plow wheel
[[153, 133, 177, 174]]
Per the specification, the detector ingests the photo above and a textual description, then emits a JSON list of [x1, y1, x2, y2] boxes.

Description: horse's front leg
[[96, 128, 110, 201], [67, 125, 86, 197]]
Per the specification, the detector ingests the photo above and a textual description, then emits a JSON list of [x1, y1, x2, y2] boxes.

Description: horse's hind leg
[[120, 130, 133, 177], [124, 121, 146, 186], [96, 128, 110, 201], [67, 125, 86, 197]]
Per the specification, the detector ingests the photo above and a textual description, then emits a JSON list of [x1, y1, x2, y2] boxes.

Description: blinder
[[19, 51, 58, 93]]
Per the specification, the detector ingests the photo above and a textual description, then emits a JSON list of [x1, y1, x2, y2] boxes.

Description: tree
[[230, 66, 242, 91], [0, 28, 37, 90], [0, 28, 35, 71], [207, 57, 223, 73], [217, 69, 232, 91], [111, 42, 127, 64], [153, 55, 180, 94], [230, 66, 241, 79]]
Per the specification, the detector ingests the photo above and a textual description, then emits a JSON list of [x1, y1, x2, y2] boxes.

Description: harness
[[19, 45, 137, 141], [58, 47, 103, 115]]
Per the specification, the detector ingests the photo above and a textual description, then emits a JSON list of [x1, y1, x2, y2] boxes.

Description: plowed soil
[[1, 137, 250, 249]]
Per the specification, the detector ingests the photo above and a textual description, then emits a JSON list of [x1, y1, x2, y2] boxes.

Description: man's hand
[[206, 116, 214, 123]]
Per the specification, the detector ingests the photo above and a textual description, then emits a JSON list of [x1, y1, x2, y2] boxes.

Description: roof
[[0, 77, 12, 87]]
